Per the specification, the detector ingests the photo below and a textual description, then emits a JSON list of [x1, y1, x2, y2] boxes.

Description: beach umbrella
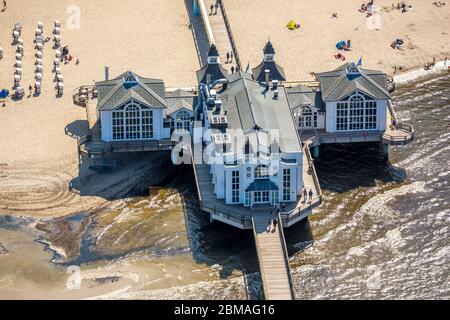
[[0, 89, 9, 98], [336, 41, 346, 50]]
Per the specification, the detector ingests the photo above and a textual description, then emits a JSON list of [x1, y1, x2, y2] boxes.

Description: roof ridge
[[359, 71, 390, 98], [322, 74, 346, 100], [97, 83, 122, 109], [138, 82, 167, 108]]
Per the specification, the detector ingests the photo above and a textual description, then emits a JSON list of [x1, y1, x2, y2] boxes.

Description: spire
[[208, 43, 219, 57], [263, 39, 275, 55]]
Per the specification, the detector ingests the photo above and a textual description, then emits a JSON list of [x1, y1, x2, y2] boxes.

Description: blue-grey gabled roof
[[165, 89, 197, 116], [96, 71, 167, 111], [287, 84, 325, 112], [315, 63, 390, 102]]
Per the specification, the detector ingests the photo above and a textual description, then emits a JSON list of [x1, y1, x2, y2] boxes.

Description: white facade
[[324, 92, 387, 133], [293, 91, 388, 134], [100, 99, 164, 142]]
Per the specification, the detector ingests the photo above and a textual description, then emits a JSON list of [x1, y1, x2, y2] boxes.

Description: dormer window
[[264, 54, 274, 62], [207, 56, 219, 64], [346, 63, 360, 75], [123, 71, 138, 87]]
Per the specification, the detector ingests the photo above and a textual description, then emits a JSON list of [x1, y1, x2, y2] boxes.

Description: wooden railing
[[384, 100, 414, 144], [202, 200, 252, 227], [252, 217, 269, 300], [72, 85, 96, 107], [218, 0, 242, 69], [198, 0, 215, 45], [383, 122, 415, 144], [278, 213, 295, 300]]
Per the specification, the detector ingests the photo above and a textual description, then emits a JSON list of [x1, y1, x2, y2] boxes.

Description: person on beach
[[1, 0, 6, 12], [28, 85, 33, 97], [231, 66, 234, 73], [226, 51, 230, 63], [445, 57, 447, 65]]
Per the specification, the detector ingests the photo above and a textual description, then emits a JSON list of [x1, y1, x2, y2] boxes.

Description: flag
[[357, 57, 362, 67]]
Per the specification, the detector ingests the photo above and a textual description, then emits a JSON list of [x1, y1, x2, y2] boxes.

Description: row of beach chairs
[[10, 20, 64, 98]]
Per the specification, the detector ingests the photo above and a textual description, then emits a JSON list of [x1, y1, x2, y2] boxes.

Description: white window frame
[[231, 170, 240, 203], [335, 92, 378, 131], [111, 101, 154, 141], [283, 168, 291, 201]]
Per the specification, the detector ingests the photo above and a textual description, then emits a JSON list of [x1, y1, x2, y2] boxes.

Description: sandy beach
[[225, 0, 450, 80], [0, 0, 199, 217]]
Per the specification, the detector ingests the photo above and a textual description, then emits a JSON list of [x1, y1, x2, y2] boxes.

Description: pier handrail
[[251, 217, 269, 299], [382, 122, 415, 142], [72, 85, 96, 107], [304, 142, 323, 198], [388, 100, 399, 123], [217, 0, 242, 69], [202, 200, 252, 226], [277, 213, 295, 300], [198, 0, 215, 45]]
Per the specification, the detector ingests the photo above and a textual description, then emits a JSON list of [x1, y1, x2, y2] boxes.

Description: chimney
[[273, 89, 279, 99], [272, 79, 279, 90], [265, 69, 270, 89], [104, 66, 109, 81], [215, 97, 222, 113]]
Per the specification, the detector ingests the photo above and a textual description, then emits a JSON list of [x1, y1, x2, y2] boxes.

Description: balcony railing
[[72, 85, 97, 107]]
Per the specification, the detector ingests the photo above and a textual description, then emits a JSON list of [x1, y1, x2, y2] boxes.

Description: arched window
[[349, 95, 365, 130], [111, 101, 153, 141], [125, 104, 140, 140], [254, 165, 269, 179], [336, 92, 377, 131], [174, 110, 191, 131]]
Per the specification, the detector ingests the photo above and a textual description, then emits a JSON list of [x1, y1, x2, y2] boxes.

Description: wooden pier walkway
[[198, 0, 241, 71], [253, 215, 294, 300]]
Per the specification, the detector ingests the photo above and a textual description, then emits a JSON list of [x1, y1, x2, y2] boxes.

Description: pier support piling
[[382, 143, 389, 159]]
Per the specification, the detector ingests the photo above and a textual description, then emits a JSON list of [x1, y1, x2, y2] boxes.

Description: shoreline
[[393, 60, 449, 85]]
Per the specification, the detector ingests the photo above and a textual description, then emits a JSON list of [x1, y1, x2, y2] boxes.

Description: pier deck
[[198, 0, 240, 71], [253, 216, 294, 300]]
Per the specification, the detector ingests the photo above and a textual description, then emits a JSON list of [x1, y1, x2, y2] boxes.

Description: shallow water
[[0, 73, 448, 299]]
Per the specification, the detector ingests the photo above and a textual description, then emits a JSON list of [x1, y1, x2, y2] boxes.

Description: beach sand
[[225, 0, 450, 80], [0, 0, 199, 217]]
